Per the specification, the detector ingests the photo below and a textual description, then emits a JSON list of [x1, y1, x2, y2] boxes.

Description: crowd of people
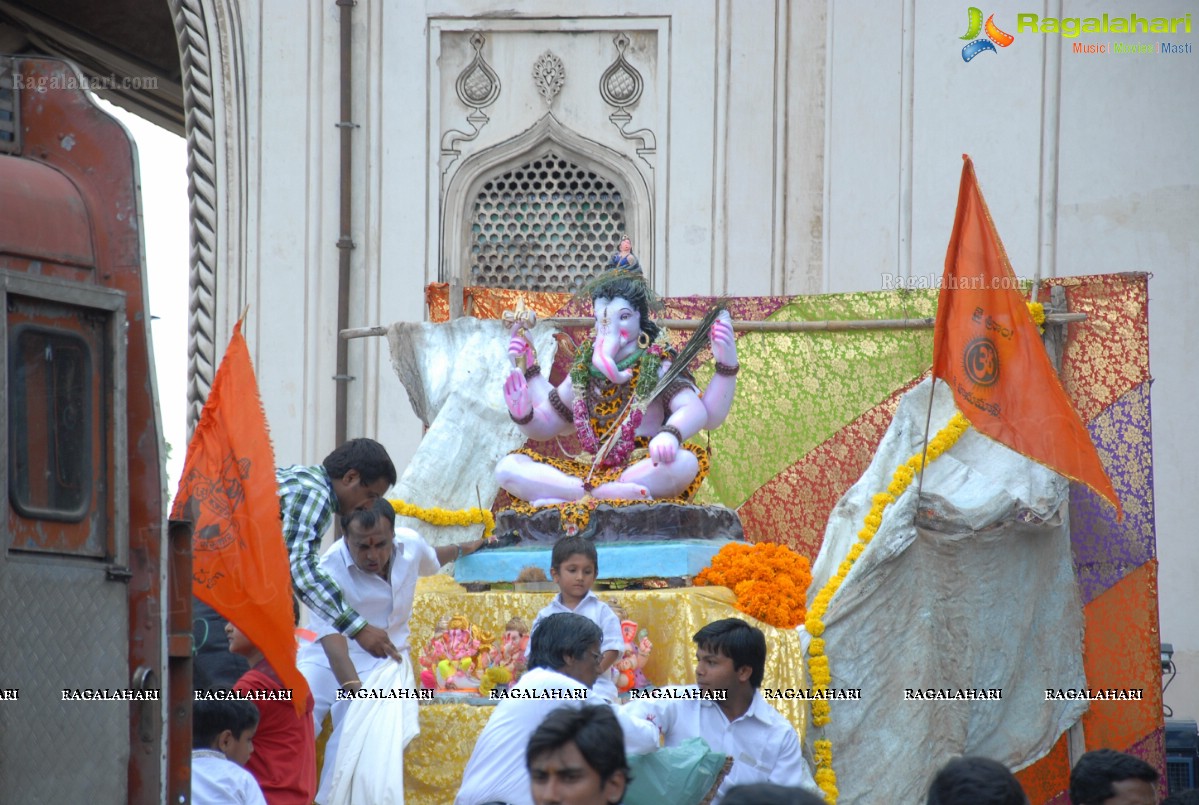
[[189, 438, 1178, 805]]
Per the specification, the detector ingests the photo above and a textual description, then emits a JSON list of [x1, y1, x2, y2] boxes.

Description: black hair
[[340, 497, 396, 534], [693, 618, 767, 688], [1162, 789, 1199, 805], [720, 783, 826, 805], [1068, 749, 1159, 805], [551, 536, 598, 572], [926, 756, 1027, 805], [590, 274, 661, 342], [322, 438, 397, 487], [193, 697, 259, 749], [527, 612, 602, 673], [526, 705, 631, 790]]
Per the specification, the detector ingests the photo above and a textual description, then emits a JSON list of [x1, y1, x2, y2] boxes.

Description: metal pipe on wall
[[334, 0, 355, 446]]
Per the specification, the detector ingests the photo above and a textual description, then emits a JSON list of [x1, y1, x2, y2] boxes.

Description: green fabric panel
[[695, 289, 938, 508]]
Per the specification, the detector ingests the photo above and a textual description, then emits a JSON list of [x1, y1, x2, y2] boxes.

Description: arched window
[[468, 150, 626, 292]]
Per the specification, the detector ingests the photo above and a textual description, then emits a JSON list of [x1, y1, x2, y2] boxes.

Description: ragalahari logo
[[961, 8, 1015, 61]]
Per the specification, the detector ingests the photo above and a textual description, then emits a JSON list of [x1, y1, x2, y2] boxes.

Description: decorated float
[[346, 158, 1160, 804]]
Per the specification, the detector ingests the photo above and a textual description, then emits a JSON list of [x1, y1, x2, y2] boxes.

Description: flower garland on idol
[[568, 334, 668, 468], [389, 499, 496, 538], [804, 411, 971, 804]]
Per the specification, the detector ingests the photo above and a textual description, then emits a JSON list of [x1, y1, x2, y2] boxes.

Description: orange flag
[[932, 156, 1121, 518], [172, 320, 311, 712]]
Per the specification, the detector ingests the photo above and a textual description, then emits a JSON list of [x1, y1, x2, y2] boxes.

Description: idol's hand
[[710, 312, 737, 367], [503, 369, 532, 420], [508, 327, 535, 368], [649, 430, 679, 465]]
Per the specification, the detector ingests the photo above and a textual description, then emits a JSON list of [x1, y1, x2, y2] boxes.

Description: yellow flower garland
[[804, 411, 971, 804], [1027, 301, 1046, 331], [388, 498, 496, 538]]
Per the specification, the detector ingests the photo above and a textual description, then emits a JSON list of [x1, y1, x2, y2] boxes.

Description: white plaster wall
[[228, 0, 1197, 725]]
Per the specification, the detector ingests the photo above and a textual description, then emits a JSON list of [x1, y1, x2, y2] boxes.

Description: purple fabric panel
[[1126, 727, 1168, 800], [1071, 381, 1155, 606]]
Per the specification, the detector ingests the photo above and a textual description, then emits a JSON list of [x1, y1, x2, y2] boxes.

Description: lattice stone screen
[[469, 151, 626, 291]]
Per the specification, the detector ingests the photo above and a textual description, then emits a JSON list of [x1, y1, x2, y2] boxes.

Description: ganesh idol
[[495, 259, 739, 507]]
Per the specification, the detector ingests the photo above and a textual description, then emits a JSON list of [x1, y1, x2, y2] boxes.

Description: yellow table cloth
[[400, 576, 808, 805]]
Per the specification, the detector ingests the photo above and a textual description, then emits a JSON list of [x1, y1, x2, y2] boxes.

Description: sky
[[100, 100, 189, 501]]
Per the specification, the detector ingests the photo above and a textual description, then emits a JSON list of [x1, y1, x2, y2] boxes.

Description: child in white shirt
[[191, 697, 267, 805], [528, 536, 625, 701]]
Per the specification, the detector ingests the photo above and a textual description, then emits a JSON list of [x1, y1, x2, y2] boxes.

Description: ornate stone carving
[[532, 50, 566, 106], [169, 0, 219, 431], [442, 33, 502, 175], [599, 33, 643, 108], [455, 32, 501, 108], [600, 34, 655, 167]]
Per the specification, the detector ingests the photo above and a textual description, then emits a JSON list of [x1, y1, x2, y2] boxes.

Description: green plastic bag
[[624, 737, 729, 805]]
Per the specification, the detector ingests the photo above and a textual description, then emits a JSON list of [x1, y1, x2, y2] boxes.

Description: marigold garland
[[388, 499, 496, 538], [695, 542, 812, 629], [1026, 301, 1046, 330], [804, 411, 971, 804]]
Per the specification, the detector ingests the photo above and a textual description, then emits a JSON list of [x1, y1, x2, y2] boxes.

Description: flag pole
[[915, 376, 937, 504]]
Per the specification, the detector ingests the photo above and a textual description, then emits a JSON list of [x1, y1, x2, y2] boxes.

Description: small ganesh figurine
[[613, 617, 653, 692], [489, 616, 530, 682], [418, 614, 482, 689]]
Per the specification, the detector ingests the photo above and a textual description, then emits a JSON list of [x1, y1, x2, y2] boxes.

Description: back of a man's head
[[527, 612, 602, 673], [526, 705, 629, 786], [719, 782, 825, 805], [693, 618, 767, 688], [1069, 749, 1159, 805], [926, 756, 1028, 805], [323, 438, 397, 486]]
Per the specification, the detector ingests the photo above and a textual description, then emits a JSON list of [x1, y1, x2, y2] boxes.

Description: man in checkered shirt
[[277, 438, 399, 660]]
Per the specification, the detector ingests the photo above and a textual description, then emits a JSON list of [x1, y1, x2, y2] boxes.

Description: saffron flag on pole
[[931, 155, 1121, 518], [172, 319, 311, 712]]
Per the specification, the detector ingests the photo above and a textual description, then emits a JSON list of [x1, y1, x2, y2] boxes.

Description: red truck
[[0, 54, 190, 803]]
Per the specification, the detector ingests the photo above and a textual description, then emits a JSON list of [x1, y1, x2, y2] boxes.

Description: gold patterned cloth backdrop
[[401, 578, 808, 805]]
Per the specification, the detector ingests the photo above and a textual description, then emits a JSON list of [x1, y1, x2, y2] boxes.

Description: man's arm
[[433, 539, 487, 566], [617, 697, 674, 756], [318, 634, 363, 692], [279, 477, 367, 637]]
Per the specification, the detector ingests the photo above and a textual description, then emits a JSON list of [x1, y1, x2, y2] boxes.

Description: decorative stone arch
[[442, 113, 653, 292], [168, 0, 249, 430]]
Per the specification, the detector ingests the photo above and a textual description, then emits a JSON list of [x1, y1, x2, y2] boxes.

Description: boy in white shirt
[[527, 536, 624, 701], [191, 698, 267, 805], [623, 618, 819, 800]]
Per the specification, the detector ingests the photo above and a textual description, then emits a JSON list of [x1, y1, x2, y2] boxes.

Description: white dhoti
[[319, 656, 421, 805]]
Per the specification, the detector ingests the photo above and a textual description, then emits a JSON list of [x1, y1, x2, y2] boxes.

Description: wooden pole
[[340, 312, 1086, 340]]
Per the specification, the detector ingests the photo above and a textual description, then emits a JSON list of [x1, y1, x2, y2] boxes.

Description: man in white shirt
[[623, 618, 819, 800], [296, 499, 488, 802], [298, 500, 490, 722], [456, 612, 658, 805]]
